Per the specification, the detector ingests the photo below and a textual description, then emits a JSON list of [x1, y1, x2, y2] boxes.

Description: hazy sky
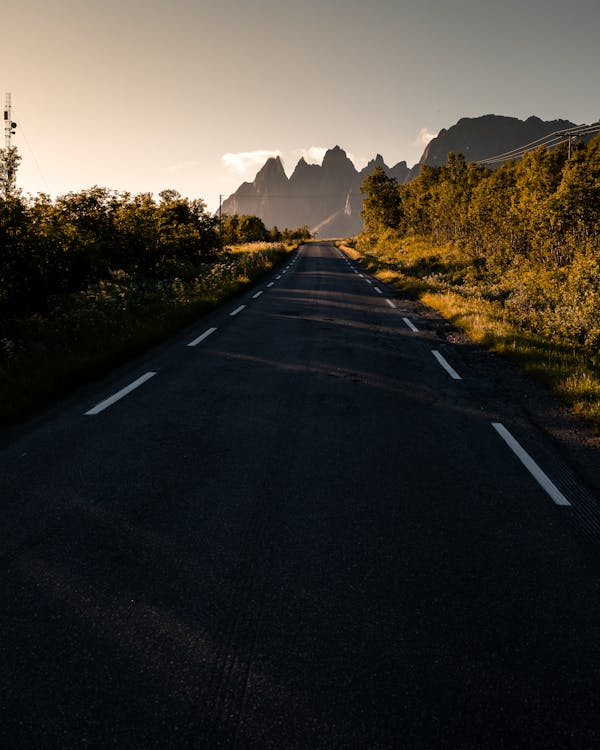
[[4, 0, 599, 211]]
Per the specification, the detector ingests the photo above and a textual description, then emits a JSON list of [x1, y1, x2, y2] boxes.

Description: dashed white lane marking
[[353, 270, 359, 274], [366, 279, 373, 285], [276, 275, 282, 279], [359, 274, 364, 278], [252, 291, 263, 299], [267, 282, 274, 287], [386, 299, 396, 308], [402, 317, 419, 332], [374, 287, 383, 294], [491, 423, 571, 506], [85, 372, 157, 415], [432, 350, 462, 380], [188, 327, 218, 347], [230, 305, 246, 317]]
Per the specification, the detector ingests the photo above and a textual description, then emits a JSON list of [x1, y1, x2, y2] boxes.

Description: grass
[[339, 234, 600, 434], [0, 242, 295, 427]]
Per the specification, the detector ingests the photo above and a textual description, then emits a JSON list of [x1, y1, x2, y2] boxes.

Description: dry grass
[[0, 243, 294, 427], [352, 235, 600, 434], [337, 241, 361, 260]]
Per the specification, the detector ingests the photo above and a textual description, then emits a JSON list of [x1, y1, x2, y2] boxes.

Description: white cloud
[[295, 146, 369, 170], [414, 127, 437, 147], [221, 149, 282, 175], [299, 146, 328, 164], [346, 152, 369, 170]]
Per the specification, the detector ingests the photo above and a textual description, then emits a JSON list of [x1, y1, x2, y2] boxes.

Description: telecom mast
[[4, 93, 17, 149]]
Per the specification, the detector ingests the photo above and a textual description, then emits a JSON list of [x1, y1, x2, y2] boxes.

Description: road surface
[[1, 242, 600, 748]]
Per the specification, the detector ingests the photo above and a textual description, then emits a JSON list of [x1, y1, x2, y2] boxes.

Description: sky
[[3, 0, 599, 212]]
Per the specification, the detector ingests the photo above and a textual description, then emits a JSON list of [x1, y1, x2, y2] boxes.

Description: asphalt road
[[2, 242, 600, 748]]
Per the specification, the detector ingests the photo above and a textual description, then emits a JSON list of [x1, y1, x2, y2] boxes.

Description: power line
[[478, 134, 564, 164], [12, 108, 52, 194], [479, 135, 567, 165], [477, 122, 600, 165]]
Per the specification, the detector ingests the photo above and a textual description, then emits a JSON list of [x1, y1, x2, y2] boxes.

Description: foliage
[[220, 213, 312, 245], [361, 166, 403, 233], [0, 147, 21, 198], [0, 158, 306, 423], [358, 135, 600, 429], [361, 137, 599, 267], [0, 241, 293, 425], [0, 183, 220, 314]]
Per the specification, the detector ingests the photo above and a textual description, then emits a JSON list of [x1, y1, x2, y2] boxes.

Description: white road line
[[252, 291, 263, 299], [402, 317, 419, 332], [230, 305, 246, 317], [276, 275, 282, 279], [353, 270, 358, 274], [432, 350, 462, 380], [374, 287, 383, 294], [366, 279, 373, 285], [267, 282, 274, 287], [386, 299, 396, 308], [187, 327, 218, 347], [491, 423, 571, 506], [85, 372, 157, 415]]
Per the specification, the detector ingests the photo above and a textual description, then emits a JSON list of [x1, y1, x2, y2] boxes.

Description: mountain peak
[[361, 154, 388, 175], [290, 156, 320, 182], [253, 155, 288, 192], [418, 113, 579, 168], [256, 155, 286, 178], [321, 146, 357, 180], [322, 145, 349, 164], [221, 114, 580, 234]]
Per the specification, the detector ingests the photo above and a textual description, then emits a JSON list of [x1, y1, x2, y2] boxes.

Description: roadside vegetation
[[0, 151, 309, 425], [353, 135, 600, 430]]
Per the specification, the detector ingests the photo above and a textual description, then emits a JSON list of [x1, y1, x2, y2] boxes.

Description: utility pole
[[3, 93, 17, 149], [2, 93, 19, 197], [219, 194, 223, 249]]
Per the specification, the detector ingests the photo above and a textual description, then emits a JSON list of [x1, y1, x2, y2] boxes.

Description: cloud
[[299, 146, 328, 164], [295, 146, 368, 170], [346, 152, 369, 170], [221, 149, 282, 175], [414, 127, 437, 147]]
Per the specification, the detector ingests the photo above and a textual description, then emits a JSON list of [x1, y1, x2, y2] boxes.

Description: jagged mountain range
[[221, 114, 578, 237]]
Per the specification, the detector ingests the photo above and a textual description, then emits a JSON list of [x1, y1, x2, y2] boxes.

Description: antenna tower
[[4, 93, 17, 149]]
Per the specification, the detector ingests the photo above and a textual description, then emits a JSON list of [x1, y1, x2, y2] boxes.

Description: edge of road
[[336, 243, 600, 511], [0, 245, 306, 448]]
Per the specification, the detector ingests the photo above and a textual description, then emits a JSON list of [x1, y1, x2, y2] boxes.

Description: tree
[[361, 166, 402, 233], [236, 214, 268, 243], [0, 146, 21, 198]]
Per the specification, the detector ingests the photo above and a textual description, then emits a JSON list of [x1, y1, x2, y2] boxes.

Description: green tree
[[0, 146, 21, 198], [361, 166, 402, 233], [236, 214, 268, 243]]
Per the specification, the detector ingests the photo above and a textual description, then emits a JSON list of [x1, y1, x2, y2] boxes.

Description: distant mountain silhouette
[[409, 114, 577, 178], [222, 114, 581, 237], [221, 146, 367, 237]]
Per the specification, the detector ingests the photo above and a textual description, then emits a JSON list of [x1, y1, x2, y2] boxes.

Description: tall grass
[[341, 234, 600, 433], [0, 242, 293, 426]]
